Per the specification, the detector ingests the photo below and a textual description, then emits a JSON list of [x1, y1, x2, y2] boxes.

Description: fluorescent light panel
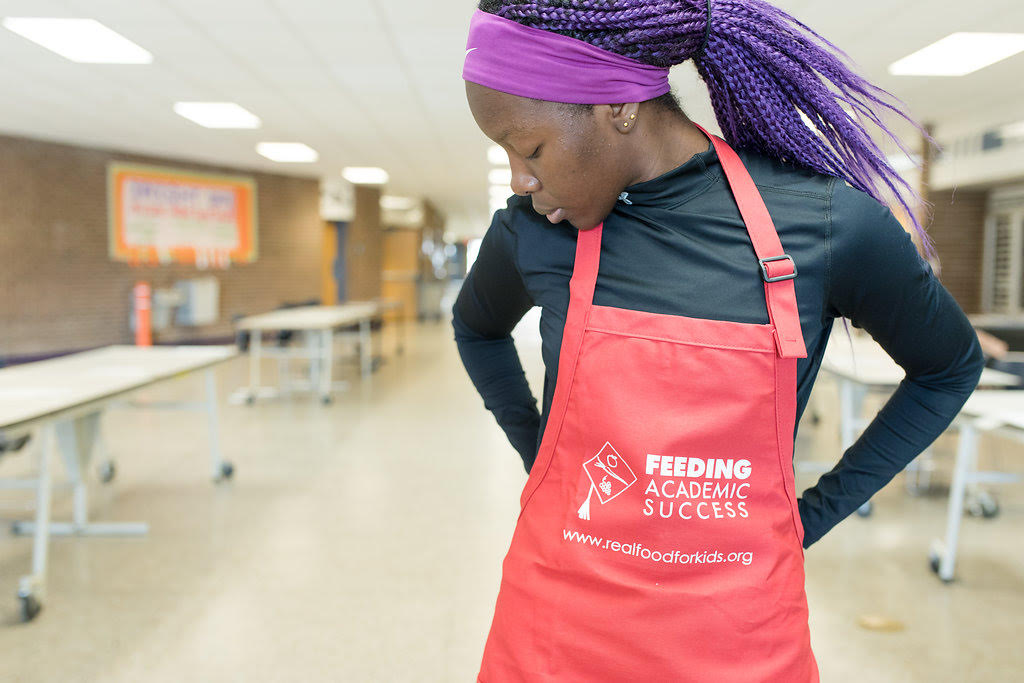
[[257, 142, 318, 163], [174, 102, 260, 129], [2, 17, 152, 63], [889, 32, 1024, 76], [343, 167, 389, 184]]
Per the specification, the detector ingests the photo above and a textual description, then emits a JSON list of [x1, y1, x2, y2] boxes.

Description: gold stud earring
[[629, 113, 636, 120], [623, 122, 629, 127]]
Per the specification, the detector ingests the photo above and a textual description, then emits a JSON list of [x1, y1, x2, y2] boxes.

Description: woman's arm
[[797, 180, 986, 547], [452, 206, 541, 471]]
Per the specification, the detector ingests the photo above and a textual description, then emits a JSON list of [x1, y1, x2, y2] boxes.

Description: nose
[[509, 159, 540, 196]]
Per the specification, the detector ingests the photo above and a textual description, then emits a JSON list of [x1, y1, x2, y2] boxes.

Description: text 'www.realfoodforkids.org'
[[562, 528, 754, 566]]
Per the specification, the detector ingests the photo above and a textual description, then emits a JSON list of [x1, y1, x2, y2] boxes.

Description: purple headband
[[462, 9, 671, 104]]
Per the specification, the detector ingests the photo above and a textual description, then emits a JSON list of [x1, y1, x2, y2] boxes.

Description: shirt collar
[[616, 138, 718, 209]]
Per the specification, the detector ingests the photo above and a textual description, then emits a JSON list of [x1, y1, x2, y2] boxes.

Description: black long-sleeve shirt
[[452, 140, 985, 547]]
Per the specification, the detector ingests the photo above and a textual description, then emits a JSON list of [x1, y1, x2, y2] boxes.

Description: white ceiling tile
[[271, 0, 380, 32], [0, 0, 76, 16], [375, 0, 475, 29]]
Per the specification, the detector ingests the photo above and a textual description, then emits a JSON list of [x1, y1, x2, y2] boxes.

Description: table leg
[[936, 420, 977, 582], [248, 331, 262, 403], [905, 446, 934, 495], [360, 319, 372, 379], [837, 379, 873, 517], [398, 311, 406, 355], [17, 422, 54, 620], [13, 415, 149, 536], [205, 368, 232, 481], [305, 330, 319, 391], [320, 329, 334, 404], [838, 378, 860, 451], [373, 314, 384, 370], [57, 415, 99, 530]]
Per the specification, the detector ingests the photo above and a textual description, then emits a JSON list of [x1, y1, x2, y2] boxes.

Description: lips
[[545, 208, 565, 223], [534, 204, 566, 223]]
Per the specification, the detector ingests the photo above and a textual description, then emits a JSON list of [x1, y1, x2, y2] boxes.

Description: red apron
[[477, 128, 819, 682]]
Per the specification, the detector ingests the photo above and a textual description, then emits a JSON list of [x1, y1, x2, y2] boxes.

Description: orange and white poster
[[108, 163, 257, 264]]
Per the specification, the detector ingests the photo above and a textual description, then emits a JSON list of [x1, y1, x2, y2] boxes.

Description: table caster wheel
[[928, 552, 953, 584], [855, 501, 873, 518], [966, 493, 1000, 519], [215, 462, 234, 482], [18, 591, 41, 622], [98, 460, 116, 484]]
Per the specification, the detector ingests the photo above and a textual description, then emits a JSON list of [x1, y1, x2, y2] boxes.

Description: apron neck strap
[[569, 125, 808, 359]]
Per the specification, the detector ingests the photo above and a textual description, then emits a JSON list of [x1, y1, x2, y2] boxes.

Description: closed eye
[[526, 145, 541, 160]]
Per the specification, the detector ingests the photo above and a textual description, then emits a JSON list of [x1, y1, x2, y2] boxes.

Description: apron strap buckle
[[759, 254, 797, 283]]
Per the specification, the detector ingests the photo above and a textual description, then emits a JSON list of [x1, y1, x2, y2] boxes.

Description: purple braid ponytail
[[479, 0, 934, 257]]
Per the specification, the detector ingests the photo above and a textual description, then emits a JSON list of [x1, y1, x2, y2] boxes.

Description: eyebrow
[[497, 123, 527, 143]]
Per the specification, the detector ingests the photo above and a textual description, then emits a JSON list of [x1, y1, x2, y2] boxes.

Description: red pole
[[133, 281, 152, 347]]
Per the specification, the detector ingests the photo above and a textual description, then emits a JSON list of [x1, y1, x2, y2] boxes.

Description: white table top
[[234, 302, 381, 332], [968, 313, 1024, 329], [960, 390, 1024, 431], [821, 333, 1019, 389], [0, 345, 237, 431]]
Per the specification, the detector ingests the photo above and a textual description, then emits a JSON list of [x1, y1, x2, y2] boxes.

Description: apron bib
[[477, 128, 818, 682]]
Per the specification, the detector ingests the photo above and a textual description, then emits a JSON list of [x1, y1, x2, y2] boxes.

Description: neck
[[625, 113, 710, 186]]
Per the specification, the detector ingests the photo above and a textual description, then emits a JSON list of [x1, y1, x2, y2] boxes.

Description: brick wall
[[927, 189, 988, 314], [0, 134, 322, 359]]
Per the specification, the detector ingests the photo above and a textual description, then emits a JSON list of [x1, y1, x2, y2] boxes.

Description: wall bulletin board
[[108, 163, 257, 265]]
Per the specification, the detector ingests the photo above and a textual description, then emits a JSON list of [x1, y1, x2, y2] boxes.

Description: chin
[[572, 216, 601, 231]]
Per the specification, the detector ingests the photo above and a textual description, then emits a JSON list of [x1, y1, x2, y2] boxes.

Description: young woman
[[453, 1, 985, 680]]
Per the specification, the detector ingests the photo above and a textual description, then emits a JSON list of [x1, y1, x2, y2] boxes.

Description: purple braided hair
[[479, 0, 934, 258]]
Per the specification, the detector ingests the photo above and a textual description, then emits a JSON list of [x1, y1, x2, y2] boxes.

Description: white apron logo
[[577, 442, 637, 521]]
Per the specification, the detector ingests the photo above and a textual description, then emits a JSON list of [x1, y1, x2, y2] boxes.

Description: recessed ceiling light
[[380, 195, 418, 210], [174, 102, 261, 129], [488, 168, 512, 185], [256, 142, 318, 163], [889, 32, 1024, 76], [2, 17, 152, 64], [343, 167, 389, 184], [488, 145, 509, 165]]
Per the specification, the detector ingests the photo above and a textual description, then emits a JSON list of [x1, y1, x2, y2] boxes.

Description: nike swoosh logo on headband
[[466, 48, 478, 57]]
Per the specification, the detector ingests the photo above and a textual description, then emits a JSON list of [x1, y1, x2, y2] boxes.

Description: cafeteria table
[[0, 345, 237, 621]]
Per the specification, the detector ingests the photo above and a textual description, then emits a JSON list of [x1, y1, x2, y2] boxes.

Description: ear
[[598, 102, 641, 134]]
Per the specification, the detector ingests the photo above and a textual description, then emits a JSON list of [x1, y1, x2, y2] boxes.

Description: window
[[983, 187, 1024, 313]]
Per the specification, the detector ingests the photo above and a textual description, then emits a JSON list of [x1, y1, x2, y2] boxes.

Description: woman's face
[[466, 81, 634, 231]]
